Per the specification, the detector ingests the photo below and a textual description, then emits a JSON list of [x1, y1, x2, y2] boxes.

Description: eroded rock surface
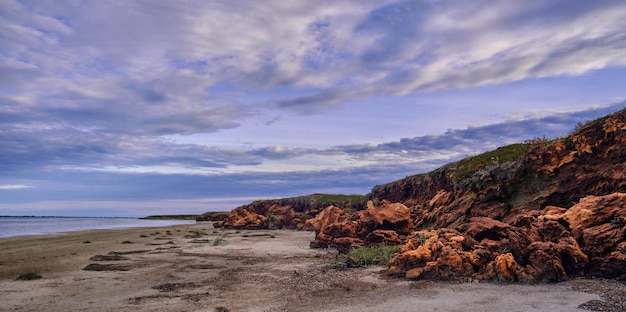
[[308, 201, 413, 250], [213, 109, 626, 282]]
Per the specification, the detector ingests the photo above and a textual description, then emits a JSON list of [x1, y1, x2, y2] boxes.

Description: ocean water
[[0, 217, 197, 238]]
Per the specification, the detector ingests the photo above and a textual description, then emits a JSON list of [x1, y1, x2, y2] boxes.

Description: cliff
[[213, 108, 626, 282]]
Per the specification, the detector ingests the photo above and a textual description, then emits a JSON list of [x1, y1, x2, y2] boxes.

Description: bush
[[331, 245, 400, 269], [263, 214, 278, 229], [211, 232, 228, 246], [16, 271, 43, 281], [211, 237, 227, 246]]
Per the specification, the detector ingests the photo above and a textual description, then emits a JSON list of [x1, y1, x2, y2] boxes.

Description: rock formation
[[307, 201, 413, 250], [214, 194, 365, 230], [195, 211, 230, 222], [379, 109, 626, 282], [210, 108, 626, 282]]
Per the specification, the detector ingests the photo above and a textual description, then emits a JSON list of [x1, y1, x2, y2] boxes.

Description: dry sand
[[0, 223, 623, 312]]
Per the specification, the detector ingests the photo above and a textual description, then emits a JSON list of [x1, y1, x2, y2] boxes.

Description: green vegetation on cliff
[[453, 143, 531, 181], [264, 193, 367, 212]]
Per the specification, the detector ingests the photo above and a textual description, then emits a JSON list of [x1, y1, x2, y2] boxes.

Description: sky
[[1, 0, 626, 217]]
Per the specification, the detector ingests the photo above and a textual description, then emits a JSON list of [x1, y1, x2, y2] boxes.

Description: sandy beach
[[0, 223, 623, 312]]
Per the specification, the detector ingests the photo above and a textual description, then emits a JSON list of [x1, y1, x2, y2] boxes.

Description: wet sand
[[0, 223, 622, 311]]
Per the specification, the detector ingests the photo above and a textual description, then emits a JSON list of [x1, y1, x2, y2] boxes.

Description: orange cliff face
[[211, 109, 626, 282]]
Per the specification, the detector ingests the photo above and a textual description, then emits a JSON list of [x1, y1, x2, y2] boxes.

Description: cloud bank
[[1, 1, 626, 215]]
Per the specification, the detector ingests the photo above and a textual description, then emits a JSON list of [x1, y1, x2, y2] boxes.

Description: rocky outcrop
[[208, 108, 626, 282], [367, 110, 625, 282], [217, 194, 366, 230], [388, 193, 625, 282], [560, 193, 626, 279], [218, 208, 268, 229], [308, 201, 413, 250], [326, 109, 625, 282], [195, 212, 229, 222]]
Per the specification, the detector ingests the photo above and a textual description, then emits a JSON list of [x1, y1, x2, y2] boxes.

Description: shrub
[[331, 245, 401, 269], [242, 233, 275, 238], [264, 214, 278, 229], [16, 271, 43, 281], [211, 237, 227, 246], [211, 231, 228, 246]]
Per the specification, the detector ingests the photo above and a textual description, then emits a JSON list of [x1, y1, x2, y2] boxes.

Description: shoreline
[[0, 224, 624, 311], [0, 217, 197, 239]]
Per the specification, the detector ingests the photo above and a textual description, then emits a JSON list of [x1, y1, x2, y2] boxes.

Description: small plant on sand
[[242, 233, 275, 238], [211, 232, 228, 246], [331, 245, 400, 269], [16, 271, 43, 281], [83, 240, 91, 244], [191, 230, 208, 237], [140, 234, 149, 238], [121, 240, 133, 244]]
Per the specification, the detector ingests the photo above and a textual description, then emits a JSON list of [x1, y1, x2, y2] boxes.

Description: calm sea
[[0, 217, 197, 238]]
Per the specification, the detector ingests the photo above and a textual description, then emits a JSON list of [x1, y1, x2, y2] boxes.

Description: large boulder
[[309, 201, 413, 250], [222, 208, 266, 229], [561, 193, 626, 279]]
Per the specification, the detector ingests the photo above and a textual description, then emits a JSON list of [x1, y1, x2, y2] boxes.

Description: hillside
[[204, 194, 366, 229], [208, 108, 626, 282]]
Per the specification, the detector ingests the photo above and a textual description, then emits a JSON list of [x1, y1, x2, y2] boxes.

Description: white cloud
[[0, 185, 33, 190]]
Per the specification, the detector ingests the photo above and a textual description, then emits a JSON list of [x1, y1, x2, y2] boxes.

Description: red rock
[[209, 109, 626, 283], [305, 206, 347, 234], [365, 229, 402, 245], [600, 251, 626, 279], [223, 208, 266, 229], [309, 201, 413, 249], [563, 193, 626, 230], [389, 229, 477, 280], [378, 110, 626, 282], [356, 201, 413, 237], [463, 217, 510, 241], [490, 253, 530, 283], [317, 221, 359, 243]]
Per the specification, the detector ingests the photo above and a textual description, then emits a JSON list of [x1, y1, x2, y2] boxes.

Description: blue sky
[[1, 0, 625, 217]]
